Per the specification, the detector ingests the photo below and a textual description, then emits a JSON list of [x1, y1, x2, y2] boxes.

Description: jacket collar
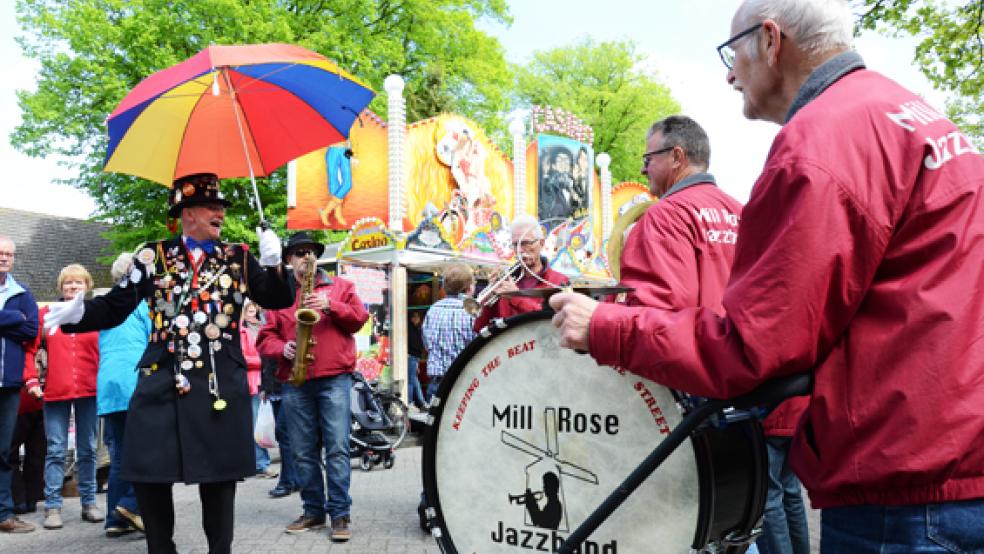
[[0, 274, 25, 308], [664, 172, 717, 199], [786, 51, 866, 123]]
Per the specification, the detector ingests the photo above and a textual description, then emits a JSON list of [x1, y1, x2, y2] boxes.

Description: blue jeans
[[0, 387, 21, 522], [284, 374, 352, 519], [271, 398, 296, 490], [407, 356, 426, 407], [757, 436, 810, 554], [102, 411, 139, 528], [251, 394, 271, 472], [426, 375, 443, 402], [822, 498, 984, 553], [43, 396, 99, 508]]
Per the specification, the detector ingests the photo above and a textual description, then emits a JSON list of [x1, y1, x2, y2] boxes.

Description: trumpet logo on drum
[[501, 407, 599, 532]]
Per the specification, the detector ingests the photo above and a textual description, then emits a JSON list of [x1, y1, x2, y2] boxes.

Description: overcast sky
[[1, 1, 947, 219]]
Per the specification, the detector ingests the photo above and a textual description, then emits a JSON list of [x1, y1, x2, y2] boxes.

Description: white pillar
[[597, 153, 613, 240], [389, 263, 408, 402], [384, 74, 406, 232], [509, 116, 527, 218]]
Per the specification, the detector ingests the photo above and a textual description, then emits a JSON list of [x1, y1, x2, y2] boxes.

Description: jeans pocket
[[926, 501, 984, 554]]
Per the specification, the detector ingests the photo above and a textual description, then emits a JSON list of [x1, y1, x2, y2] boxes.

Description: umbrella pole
[[221, 68, 267, 226]]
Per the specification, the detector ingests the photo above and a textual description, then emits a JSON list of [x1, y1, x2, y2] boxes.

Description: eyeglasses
[[292, 248, 315, 258], [717, 23, 762, 70], [512, 239, 541, 249], [641, 146, 674, 167]]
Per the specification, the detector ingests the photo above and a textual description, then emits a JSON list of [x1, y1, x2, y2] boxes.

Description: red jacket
[[241, 325, 262, 395], [24, 305, 100, 402], [473, 263, 569, 332], [256, 272, 368, 382], [619, 179, 742, 312], [589, 63, 984, 508]]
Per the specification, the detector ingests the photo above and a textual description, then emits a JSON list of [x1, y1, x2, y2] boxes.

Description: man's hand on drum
[[549, 292, 599, 352]]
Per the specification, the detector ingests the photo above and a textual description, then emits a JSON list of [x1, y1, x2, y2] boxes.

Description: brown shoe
[[0, 516, 36, 533], [285, 514, 325, 534], [330, 515, 351, 542]]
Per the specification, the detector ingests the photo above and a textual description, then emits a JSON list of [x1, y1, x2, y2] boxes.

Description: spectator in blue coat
[[97, 253, 151, 538], [0, 235, 39, 534]]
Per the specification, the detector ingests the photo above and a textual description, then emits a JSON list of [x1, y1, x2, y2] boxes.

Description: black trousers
[[134, 480, 237, 554], [10, 410, 46, 507]]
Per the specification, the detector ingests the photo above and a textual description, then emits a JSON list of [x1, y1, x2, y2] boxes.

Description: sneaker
[[330, 516, 352, 542], [105, 522, 138, 538], [268, 485, 292, 498], [257, 466, 279, 479], [285, 514, 325, 534], [43, 508, 63, 529], [114, 506, 144, 531], [81, 505, 104, 523], [0, 516, 36, 533]]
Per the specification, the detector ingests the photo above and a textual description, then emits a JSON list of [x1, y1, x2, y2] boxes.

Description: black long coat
[[65, 236, 293, 483]]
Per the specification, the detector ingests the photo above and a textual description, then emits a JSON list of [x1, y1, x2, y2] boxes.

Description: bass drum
[[422, 312, 766, 553]]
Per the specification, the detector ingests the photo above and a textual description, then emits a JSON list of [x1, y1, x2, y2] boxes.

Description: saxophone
[[290, 253, 320, 386]]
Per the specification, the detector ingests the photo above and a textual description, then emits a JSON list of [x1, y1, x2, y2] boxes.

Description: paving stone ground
[[1, 442, 822, 553]]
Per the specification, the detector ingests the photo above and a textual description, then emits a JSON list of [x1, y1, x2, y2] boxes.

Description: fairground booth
[[286, 75, 655, 400]]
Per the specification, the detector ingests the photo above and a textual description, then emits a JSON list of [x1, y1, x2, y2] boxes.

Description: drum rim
[[421, 310, 554, 551]]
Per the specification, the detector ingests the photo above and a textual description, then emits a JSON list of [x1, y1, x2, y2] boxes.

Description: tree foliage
[[11, 0, 512, 252], [513, 39, 681, 185], [854, 0, 983, 144]]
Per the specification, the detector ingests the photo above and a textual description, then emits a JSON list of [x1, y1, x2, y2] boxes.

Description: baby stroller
[[350, 372, 410, 471]]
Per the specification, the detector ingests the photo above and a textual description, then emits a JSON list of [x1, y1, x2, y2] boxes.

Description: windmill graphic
[[501, 407, 600, 531]]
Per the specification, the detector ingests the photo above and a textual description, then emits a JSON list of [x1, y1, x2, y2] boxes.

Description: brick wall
[[0, 208, 114, 302]]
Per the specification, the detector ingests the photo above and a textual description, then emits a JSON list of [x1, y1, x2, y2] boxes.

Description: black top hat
[[283, 231, 325, 262], [168, 173, 232, 217]]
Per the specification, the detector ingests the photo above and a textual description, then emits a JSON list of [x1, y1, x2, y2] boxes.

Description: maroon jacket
[[589, 55, 984, 507], [473, 262, 569, 332], [24, 306, 100, 402], [619, 178, 741, 312], [256, 272, 368, 381]]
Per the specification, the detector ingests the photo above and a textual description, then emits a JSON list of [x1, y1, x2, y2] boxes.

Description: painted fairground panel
[[536, 134, 592, 224], [404, 114, 514, 260], [612, 181, 656, 217], [288, 109, 388, 230], [339, 260, 392, 383]]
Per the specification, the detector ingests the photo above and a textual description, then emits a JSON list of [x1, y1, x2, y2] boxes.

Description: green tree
[[513, 39, 681, 185], [11, 0, 512, 252], [854, 0, 983, 145]]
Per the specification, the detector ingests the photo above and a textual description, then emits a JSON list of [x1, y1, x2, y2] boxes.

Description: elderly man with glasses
[[473, 214, 569, 332], [551, 0, 984, 552]]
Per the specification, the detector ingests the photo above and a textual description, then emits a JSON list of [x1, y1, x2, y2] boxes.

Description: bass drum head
[[423, 312, 700, 552]]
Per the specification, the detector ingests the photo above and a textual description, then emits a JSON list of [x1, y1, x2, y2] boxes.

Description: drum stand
[[557, 372, 813, 554]]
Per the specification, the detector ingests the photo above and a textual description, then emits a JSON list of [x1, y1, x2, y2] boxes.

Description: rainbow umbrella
[[104, 43, 375, 221]]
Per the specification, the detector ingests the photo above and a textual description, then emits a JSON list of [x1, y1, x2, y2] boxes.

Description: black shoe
[[105, 522, 138, 538], [268, 485, 292, 498]]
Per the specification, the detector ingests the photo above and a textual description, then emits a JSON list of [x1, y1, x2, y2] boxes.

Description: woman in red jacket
[[241, 300, 276, 478], [24, 264, 101, 530]]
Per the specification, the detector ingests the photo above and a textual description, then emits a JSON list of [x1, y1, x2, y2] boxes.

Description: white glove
[[44, 293, 85, 335], [257, 227, 282, 267]]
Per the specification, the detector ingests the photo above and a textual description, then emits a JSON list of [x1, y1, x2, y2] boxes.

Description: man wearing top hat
[[43, 173, 294, 554], [256, 231, 368, 542]]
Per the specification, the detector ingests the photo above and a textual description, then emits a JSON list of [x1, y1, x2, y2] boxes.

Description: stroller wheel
[[360, 453, 373, 471], [383, 455, 396, 470]]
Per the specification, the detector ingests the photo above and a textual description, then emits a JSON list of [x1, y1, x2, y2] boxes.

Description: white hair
[[510, 214, 544, 240], [737, 0, 853, 57]]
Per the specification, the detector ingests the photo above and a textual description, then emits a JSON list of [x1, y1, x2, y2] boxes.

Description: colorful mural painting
[[612, 181, 656, 217], [289, 109, 389, 230], [404, 114, 514, 233]]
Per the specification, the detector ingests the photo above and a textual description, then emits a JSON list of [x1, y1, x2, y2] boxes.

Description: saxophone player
[[256, 232, 369, 543]]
